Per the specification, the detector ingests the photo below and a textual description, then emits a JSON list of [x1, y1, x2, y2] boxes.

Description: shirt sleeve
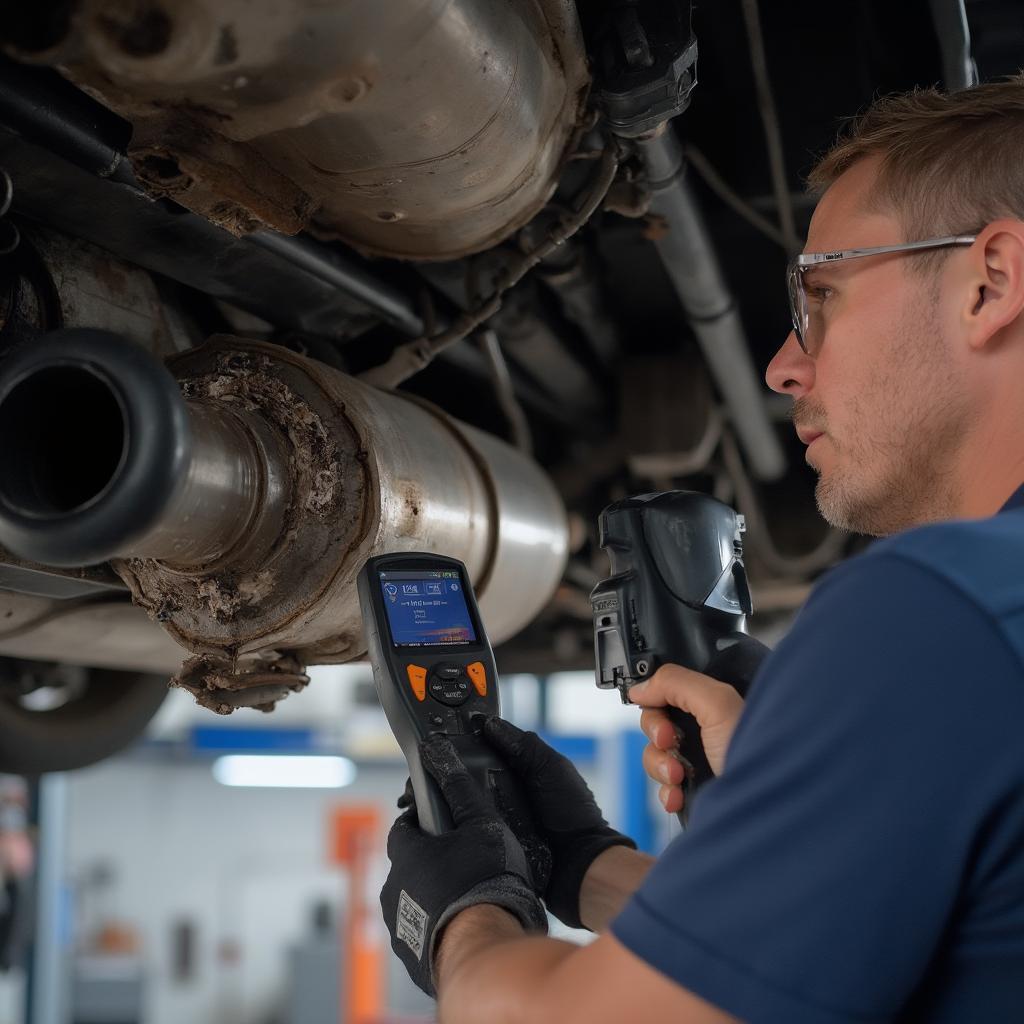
[[611, 552, 1024, 1024]]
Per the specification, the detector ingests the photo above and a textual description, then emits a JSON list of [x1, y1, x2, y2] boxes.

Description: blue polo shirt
[[612, 484, 1024, 1023]]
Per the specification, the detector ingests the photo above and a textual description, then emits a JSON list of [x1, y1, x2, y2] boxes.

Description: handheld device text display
[[357, 552, 534, 836], [378, 570, 478, 646]]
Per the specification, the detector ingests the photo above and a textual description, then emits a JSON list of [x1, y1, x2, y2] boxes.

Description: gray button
[[428, 677, 469, 707]]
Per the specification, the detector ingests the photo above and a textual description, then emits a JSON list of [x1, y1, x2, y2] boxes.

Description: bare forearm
[[436, 900, 740, 1024], [578, 845, 656, 932], [434, 848, 655, 1022], [436, 905, 579, 1024]]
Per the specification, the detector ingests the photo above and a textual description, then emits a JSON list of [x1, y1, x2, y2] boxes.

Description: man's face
[[765, 157, 974, 536]]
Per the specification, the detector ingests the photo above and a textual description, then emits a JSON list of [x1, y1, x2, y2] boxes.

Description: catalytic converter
[[0, 331, 568, 708]]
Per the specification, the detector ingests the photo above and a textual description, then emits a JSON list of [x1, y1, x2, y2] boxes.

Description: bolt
[[635, 660, 649, 676]]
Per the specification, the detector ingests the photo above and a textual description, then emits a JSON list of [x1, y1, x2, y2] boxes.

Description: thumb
[[420, 734, 494, 828], [482, 717, 564, 796], [386, 807, 421, 858], [629, 664, 744, 733], [481, 716, 541, 771]]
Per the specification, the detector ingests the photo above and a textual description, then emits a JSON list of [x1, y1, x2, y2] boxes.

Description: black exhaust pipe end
[[0, 329, 191, 567]]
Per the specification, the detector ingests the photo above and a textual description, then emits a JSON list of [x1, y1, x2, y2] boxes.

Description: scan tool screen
[[379, 570, 478, 647]]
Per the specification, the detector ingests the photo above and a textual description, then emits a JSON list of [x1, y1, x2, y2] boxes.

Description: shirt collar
[[999, 483, 1024, 513]]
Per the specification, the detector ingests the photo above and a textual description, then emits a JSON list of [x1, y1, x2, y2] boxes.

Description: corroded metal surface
[[1, 224, 193, 357], [113, 338, 368, 656], [110, 336, 567, 671], [172, 652, 309, 713], [0, 332, 568, 694], [24, 0, 590, 260]]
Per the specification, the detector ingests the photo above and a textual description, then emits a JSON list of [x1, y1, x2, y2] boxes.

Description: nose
[[765, 330, 815, 396]]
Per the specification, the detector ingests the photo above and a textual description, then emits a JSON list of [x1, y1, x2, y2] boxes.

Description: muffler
[[0, 331, 569, 704]]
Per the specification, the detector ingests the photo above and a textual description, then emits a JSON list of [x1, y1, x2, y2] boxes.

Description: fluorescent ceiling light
[[212, 755, 357, 789]]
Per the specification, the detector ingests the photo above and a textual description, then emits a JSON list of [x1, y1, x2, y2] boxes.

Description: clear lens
[[786, 235, 978, 357], [786, 261, 808, 353]]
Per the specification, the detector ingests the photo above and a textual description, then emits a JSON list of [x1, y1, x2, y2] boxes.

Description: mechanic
[[381, 76, 1024, 1023]]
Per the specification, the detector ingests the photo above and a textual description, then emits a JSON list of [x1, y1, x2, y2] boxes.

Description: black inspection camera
[[357, 552, 533, 836], [591, 491, 771, 821]]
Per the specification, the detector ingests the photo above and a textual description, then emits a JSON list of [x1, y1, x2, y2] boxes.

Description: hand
[[482, 717, 636, 929], [630, 665, 745, 815], [381, 734, 547, 996], [396, 774, 553, 898]]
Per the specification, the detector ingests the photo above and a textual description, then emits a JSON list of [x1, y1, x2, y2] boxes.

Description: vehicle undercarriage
[[0, 0, 1014, 769]]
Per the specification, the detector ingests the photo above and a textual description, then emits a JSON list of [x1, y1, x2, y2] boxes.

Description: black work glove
[[482, 716, 636, 930], [396, 768, 554, 900], [381, 734, 548, 997]]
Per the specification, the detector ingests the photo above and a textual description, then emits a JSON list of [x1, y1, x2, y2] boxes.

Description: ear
[[960, 220, 1024, 352]]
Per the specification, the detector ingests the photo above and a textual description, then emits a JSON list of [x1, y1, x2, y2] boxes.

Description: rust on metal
[[38, 0, 590, 260], [171, 652, 309, 713], [26, 332, 568, 709], [113, 337, 368, 663], [128, 117, 317, 236]]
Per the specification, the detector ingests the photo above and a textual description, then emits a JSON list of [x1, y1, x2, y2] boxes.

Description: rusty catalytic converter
[[0, 330, 568, 709]]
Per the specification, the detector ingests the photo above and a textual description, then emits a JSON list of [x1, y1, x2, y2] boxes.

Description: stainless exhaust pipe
[[0, 332, 568, 670], [0, 330, 288, 569]]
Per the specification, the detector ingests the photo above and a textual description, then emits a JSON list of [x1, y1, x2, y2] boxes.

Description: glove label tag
[[397, 889, 428, 961]]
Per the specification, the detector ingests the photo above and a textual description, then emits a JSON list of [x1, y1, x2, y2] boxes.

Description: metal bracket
[[586, 1, 698, 137]]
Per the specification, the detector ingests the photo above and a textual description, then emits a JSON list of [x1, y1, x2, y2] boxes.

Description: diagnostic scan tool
[[357, 552, 531, 835]]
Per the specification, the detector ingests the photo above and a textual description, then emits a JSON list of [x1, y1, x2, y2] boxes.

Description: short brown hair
[[808, 75, 1024, 242]]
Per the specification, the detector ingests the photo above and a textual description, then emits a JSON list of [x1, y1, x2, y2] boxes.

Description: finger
[[658, 784, 685, 815], [642, 743, 687, 787], [481, 717, 549, 781], [629, 664, 744, 730], [420, 734, 493, 827], [484, 717, 588, 802], [639, 708, 682, 750], [481, 715, 528, 755], [483, 716, 536, 765], [386, 808, 420, 857]]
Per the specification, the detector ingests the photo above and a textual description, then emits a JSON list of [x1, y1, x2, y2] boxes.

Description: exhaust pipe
[[0, 329, 287, 569], [637, 128, 787, 482], [0, 331, 569, 673]]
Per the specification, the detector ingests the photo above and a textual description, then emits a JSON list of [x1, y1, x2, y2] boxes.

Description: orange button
[[466, 661, 487, 697], [406, 664, 427, 701]]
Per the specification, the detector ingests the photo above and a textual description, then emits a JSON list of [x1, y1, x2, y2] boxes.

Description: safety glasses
[[786, 234, 977, 354]]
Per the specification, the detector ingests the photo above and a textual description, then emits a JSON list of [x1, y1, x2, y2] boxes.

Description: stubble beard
[[800, 302, 973, 537]]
